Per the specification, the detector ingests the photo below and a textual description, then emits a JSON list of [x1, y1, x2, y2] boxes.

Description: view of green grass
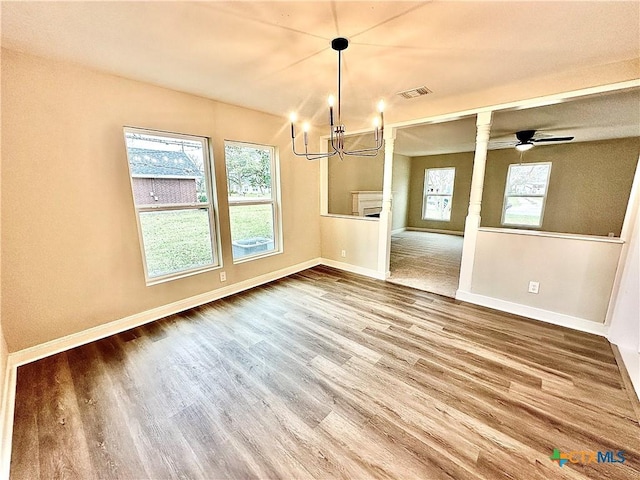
[[139, 209, 213, 278], [504, 197, 543, 226], [139, 206, 274, 278], [229, 204, 274, 242]]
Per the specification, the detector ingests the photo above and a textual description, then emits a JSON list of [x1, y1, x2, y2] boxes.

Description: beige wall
[[320, 216, 380, 272], [0, 57, 7, 408], [391, 153, 411, 231], [0, 322, 7, 467], [471, 231, 622, 323], [407, 152, 474, 232], [0, 322, 6, 399], [328, 135, 384, 216], [480, 138, 640, 236], [1, 49, 320, 351]]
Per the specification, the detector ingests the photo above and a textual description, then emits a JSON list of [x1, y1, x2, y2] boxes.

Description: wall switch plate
[[220, 271, 227, 282], [528, 281, 539, 294], [341, 250, 346, 258]]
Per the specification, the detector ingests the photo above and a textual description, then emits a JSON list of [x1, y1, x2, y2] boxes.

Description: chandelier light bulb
[[373, 117, 381, 142], [289, 112, 298, 123], [288, 37, 385, 160]]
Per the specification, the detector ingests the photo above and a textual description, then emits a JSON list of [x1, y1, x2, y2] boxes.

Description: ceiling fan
[[513, 129, 575, 152]]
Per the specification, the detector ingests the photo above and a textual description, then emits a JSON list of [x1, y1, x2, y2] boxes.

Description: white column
[[457, 111, 492, 295], [377, 128, 396, 277]]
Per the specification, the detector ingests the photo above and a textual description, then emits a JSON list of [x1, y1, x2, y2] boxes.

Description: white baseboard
[[614, 346, 640, 402], [0, 259, 623, 480], [0, 256, 384, 478], [320, 258, 386, 280], [1, 259, 615, 480], [406, 227, 464, 236], [455, 290, 609, 337], [0, 257, 322, 480], [9, 258, 322, 368], [391, 227, 407, 235]]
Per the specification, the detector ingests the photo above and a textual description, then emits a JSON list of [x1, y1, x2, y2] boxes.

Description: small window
[[422, 167, 455, 221], [224, 141, 281, 262], [502, 162, 552, 227], [124, 127, 219, 283]]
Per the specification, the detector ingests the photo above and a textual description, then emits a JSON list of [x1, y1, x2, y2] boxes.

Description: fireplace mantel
[[351, 191, 383, 217]]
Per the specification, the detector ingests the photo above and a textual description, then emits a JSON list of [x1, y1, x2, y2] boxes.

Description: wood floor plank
[[65, 343, 149, 479], [34, 354, 95, 480], [9, 362, 42, 480], [10, 266, 640, 480]]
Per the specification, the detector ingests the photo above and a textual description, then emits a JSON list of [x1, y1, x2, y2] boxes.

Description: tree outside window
[[502, 162, 552, 227], [224, 142, 281, 262]]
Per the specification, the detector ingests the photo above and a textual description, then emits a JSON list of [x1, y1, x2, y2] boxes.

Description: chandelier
[[289, 37, 385, 161]]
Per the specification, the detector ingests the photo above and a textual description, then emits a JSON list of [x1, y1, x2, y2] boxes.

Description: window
[[502, 162, 552, 227], [224, 141, 281, 262], [124, 127, 219, 283], [422, 167, 455, 221]]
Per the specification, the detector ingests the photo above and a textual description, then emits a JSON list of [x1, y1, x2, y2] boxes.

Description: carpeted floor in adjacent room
[[388, 230, 463, 298]]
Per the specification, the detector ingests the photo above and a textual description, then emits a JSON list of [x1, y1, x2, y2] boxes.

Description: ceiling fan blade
[[533, 136, 574, 143]]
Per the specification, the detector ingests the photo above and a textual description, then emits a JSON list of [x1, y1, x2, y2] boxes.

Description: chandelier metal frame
[[289, 37, 385, 161]]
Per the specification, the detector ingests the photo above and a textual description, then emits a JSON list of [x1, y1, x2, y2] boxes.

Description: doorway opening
[[387, 116, 476, 298], [388, 231, 462, 297]]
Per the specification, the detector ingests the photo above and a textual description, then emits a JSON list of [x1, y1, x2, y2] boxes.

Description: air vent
[[396, 86, 432, 99]]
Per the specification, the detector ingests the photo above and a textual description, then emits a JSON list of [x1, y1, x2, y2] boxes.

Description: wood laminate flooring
[[10, 265, 640, 479], [388, 231, 463, 298]]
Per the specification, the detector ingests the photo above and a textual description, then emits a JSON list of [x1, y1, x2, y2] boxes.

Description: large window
[[422, 167, 455, 221], [124, 127, 219, 283], [502, 162, 552, 227], [224, 141, 281, 262]]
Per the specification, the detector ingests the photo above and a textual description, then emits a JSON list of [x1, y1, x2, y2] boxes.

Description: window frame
[[123, 126, 221, 285], [224, 140, 282, 264], [422, 167, 456, 222], [501, 161, 552, 228]]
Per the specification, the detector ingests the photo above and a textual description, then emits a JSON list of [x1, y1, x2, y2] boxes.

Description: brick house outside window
[[128, 148, 202, 205]]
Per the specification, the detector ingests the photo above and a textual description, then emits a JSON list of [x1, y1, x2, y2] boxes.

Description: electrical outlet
[[528, 281, 539, 294], [341, 250, 346, 258], [220, 271, 227, 282]]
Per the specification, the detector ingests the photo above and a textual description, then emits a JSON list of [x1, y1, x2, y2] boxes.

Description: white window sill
[[232, 248, 283, 265], [321, 213, 380, 221]]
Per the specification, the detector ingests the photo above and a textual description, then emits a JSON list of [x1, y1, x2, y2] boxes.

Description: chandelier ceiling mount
[[289, 37, 385, 161]]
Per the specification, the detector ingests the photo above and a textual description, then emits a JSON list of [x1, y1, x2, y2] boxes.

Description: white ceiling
[[394, 88, 640, 156], [2, 0, 639, 133]]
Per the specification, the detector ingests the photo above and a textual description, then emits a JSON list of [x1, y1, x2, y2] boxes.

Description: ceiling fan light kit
[[513, 129, 575, 151], [515, 142, 534, 152], [289, 37, 385, 161]]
